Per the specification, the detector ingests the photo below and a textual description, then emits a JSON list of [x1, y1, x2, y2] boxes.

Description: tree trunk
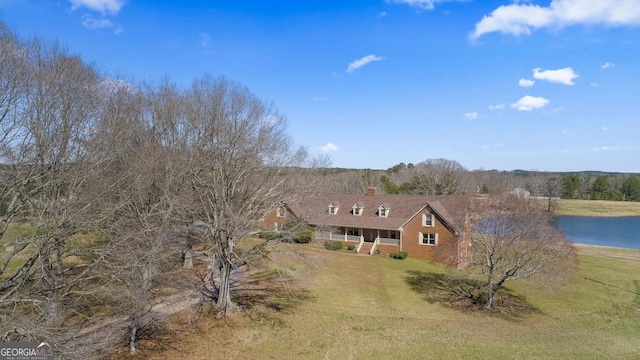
[[129, 317, 138, 354], [216, 261, 235, 316], [485, 270, 495, 309], [182, 244, 193, 269], [485, 288, 495, 309]]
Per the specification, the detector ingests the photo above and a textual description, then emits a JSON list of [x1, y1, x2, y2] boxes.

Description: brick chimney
[[366, 187, 378, 196]]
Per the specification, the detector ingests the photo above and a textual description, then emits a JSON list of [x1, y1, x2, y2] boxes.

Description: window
[[378, 205, 389, 217], [422, 213, 434, 227], [276, 207, 284, 217], [352, 204, 363, 216], [274, 222, 282, 231], [329, 205, 338, 214], [347, 227, 361, 236], [420, 232, 437, 246]]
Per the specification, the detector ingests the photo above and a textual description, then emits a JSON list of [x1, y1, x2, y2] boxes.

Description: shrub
[[390, 251, 408, 260], [324, 240, 343, 251], [293, 229, 314, 244], [346, 244, 355, 251], [258, 231, 280, 240]]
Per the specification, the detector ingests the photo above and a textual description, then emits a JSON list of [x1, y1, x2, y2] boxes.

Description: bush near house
[[293, 228, 314, 244], [324, 240, 343, 251], [258, 231, 281, 240], [390, 251, 408, 260]]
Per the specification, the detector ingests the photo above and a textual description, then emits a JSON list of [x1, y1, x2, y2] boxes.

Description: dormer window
[[329, 202, 339, 215], [378, 204, 389, 217], [276, 207, 285, 217], [352, 203, 363, 216]]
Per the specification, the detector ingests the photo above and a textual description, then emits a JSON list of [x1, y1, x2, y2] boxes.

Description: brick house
[[263, 187, 471, 267]]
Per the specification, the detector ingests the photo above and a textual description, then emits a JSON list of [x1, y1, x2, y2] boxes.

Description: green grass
[[556, 199, 640, 217], [143, 242, 640, 360], [1, 223, 102, 279]]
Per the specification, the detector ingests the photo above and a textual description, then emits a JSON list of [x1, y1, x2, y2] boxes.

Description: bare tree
[[182, 75, 309, 316], [86, 77, 195, 354], [460, 194, 576, 309], [0, 26, 114, 357], [406, 159, 467, 195]]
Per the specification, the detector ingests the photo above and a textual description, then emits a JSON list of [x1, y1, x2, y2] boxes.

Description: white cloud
[[470, 0, 640, 40], [510, 95, 550, 111], [519, 78, 535, 87], [489, 103, 505, 110], [385, 0, 466, 10], [81, 15, 122, 33], [319, 142, 340, 153], [592, 146, 618, 152], [312, 96, 329, 101], [69, 0, 125, 15], [590, 82, 599, 87], [346, 55, 383, 73], [464, 112, 478, 120], [602, 126, 609, 130], [601, 61, 615, 69], [99, 78, 136, 94], [533, 67, 579, 85], [81, 16, 113, 29]]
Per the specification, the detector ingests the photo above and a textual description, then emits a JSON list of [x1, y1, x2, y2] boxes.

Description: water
[[555, 216, 640, 249]]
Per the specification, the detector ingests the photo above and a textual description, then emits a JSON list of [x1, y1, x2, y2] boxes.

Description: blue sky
[[2, 0, 640, 172]]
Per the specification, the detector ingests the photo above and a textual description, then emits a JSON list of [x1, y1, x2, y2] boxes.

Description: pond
[[555, 216, 640, 249]]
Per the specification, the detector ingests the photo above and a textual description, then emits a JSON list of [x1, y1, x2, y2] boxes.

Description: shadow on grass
[[232, 270, 314, 312], [404, 270, 540, 320]]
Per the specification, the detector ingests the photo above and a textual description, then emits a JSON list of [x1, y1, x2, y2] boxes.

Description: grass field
[[124, 241, 640, 360], [556, 199, 640, 217]]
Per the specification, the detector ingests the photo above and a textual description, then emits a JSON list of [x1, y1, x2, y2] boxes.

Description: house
[[262, 187, 471, 267]]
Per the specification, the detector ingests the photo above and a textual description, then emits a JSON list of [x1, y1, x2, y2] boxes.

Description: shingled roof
[[285, 192, 469, 233]]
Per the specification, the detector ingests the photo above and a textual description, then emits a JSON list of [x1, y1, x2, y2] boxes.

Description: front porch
[[315, 227, 400, 255]]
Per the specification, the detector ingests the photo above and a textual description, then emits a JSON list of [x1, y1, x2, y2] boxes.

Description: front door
[[364, 229, 376, 242]]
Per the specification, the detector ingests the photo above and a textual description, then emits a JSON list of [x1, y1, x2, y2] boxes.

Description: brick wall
[[261, 206, 287, 231], [400, 209, 459, 266]]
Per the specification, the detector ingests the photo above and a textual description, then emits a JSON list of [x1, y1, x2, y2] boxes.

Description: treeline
[[0, 20, 315, 357], [311, 160, 640, 202], [561, 173, 640, 201]]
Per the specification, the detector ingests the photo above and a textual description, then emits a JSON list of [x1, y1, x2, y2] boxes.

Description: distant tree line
[[311, 160, 640, 203], [561, 173, 640, 201]]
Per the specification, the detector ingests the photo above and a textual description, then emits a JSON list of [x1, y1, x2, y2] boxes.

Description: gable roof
[[286, 193, 469, 232]]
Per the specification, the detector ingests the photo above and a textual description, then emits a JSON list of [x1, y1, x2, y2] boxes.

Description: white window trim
[[276, 207, 285, 217], [378, 206, 389, 218], [352, 205, 363, 216], [329, 205, 339, 214], [422, 213, 435, 227], [419, 232, 438, 246]]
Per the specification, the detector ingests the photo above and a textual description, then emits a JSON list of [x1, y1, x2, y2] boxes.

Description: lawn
[[123, 241, 640, 360], [556, 199, 640, 217]]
